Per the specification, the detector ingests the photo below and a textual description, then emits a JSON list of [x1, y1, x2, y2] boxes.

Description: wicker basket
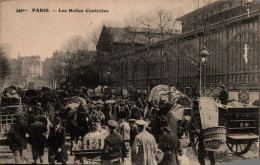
[[203, 126, 227, 150]]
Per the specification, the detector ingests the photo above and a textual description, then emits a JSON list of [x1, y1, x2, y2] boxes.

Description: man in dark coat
[[35, 103, 44, 115], [29, 116, 48, 164], [101, 120, 127, 165], [158, 127, 181, 165], [136, 98, 144, 116], [48, 117, 68, 165], [129, 119, 138, 147], [217, 84, 228, 105], [7, 115, 30, 164], [130, 106, 142, 120]]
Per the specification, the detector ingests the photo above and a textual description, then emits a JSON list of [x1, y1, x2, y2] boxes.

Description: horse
[[59, 102, 90, 145]]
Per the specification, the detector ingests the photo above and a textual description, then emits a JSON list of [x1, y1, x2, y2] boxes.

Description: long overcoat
[[47, 126, 68, 163], [7, 122, 30, 151], [131, 131, 158, 165]]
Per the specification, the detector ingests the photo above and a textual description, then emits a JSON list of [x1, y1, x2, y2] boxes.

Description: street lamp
[[200, 45, 209, 97]]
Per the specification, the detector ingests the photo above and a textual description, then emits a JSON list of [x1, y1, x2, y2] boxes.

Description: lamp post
[[102, 65, 111, 93], [200, 45, 209, 97]]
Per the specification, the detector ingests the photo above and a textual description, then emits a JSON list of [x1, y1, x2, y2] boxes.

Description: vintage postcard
[[0, 0, 259, 164]]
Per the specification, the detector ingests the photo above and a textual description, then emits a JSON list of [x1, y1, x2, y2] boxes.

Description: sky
[[0, 0, 212, 60]]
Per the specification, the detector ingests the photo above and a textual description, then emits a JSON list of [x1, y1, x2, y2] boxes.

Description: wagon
[[188, 97, 259, 156], [72, 127, 109, 164], [0, 97, 23, 147]]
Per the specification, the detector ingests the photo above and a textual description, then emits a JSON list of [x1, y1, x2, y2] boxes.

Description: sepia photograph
[[0, 0, 260, 164]]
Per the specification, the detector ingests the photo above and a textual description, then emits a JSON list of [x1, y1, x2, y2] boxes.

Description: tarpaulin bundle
[[148, 85, 189, 103]]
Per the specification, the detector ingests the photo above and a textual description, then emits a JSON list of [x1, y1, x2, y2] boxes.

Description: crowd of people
[[4, 84, 230, 165]]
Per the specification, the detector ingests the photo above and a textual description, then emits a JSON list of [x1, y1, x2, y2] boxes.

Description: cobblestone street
[[0, 138, 258, 164]]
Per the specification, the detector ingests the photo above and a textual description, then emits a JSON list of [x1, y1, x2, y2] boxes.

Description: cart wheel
[[188, 112, 202, 155], [226, 140, 252, 156]]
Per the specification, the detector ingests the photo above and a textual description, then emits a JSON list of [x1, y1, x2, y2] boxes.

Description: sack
[[155, 149, 164, 163]]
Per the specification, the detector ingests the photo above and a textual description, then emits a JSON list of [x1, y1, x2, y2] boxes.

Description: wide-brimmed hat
[[135, 120, 147, 126], [107, 120, 118, 128]]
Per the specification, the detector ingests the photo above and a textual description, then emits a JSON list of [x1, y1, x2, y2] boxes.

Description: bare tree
[[61, 35, 88, 54], [135, 9, 179, 96], [0, 48, 10, 81]]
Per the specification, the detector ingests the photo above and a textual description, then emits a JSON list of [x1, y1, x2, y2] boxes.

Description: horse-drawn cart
[[188, 97, 258, 156]]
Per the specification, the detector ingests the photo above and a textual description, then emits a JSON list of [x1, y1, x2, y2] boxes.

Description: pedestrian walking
[[198, 130, 216, 165], [119, 118, 130, 152], [101, 120, 127, 165], [131, 120, 158, 165], [29, 116, 48, 164], [118, 106, 127, 126], [129, 119, 138, 147], [7, 115, 30, 164], [47, 117, 68, 165], [158, 127, 181, 165]]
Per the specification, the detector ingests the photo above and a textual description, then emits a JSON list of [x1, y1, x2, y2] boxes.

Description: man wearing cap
[[7, 115, 30, 164], [217, 84, 228, 105], [131, 120, 158, 165], [129, 119, 138, 147], [47, 117, 68, 165], [101, 120, 127, 165]]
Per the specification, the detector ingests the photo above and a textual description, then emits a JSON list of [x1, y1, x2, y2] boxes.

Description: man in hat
[[101, 120, 127, 165], [7, 115, 30, 164], [130, 105, 142, 120], [35, 103, 44, 115], [131, 120, 158, 165], [217, 84, 228, 105], [129, 119, 138, 147], [47, 117, 68, 165], [118, 106, 127, 126], [158, 127, 181, 165], [119, 117, 130, 144], [29, 116, 48, 164]]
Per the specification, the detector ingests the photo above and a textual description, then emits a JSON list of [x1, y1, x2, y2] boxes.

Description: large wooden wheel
[[226, 138, 252, 156], [188, 112, 202, 155]]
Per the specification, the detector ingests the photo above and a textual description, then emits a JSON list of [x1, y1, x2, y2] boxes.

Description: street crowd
[[5, 84, 229, 165]]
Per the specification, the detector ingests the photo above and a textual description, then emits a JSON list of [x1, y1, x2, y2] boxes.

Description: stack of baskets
[[203, 126, 227, 150]]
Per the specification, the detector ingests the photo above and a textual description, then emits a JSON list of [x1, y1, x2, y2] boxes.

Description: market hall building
[[96, 0, 260, 104]]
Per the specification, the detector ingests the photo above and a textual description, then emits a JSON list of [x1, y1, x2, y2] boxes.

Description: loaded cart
[[72, 127, 109, 164], [0, 93, 23, 147], [188, 97, 258, 156]]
